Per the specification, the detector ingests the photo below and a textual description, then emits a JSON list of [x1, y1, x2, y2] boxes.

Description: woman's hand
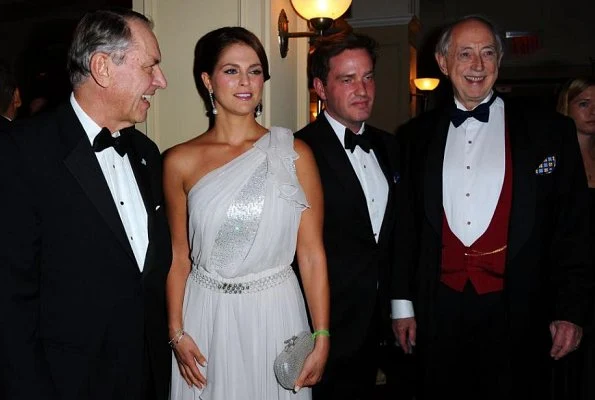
[[293, 336, 330, 392], [172, 332, 208, 389]]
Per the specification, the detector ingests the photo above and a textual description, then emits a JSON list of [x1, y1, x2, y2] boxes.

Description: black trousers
[[419, 282, 511, 400], [418, 282, 553, 400], [312, 338, 377, 399], [142, 342, 157, 400], [313, 304, 415, 400]]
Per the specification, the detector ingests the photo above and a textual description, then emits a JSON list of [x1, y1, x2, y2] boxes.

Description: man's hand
[[392, 317, 416, 354], [549, 320, 583, 360]]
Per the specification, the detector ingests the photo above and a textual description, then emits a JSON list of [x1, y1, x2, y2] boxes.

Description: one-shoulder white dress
[[170, 128, 311, 400]]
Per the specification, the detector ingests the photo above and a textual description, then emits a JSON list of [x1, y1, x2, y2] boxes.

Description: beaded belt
[[189, 266, 293, 294]]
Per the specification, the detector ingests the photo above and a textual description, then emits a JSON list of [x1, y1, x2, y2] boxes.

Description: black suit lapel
[[0, 116, 10, 131], [368, 129, 397, 243], [424, 111, 451, 235], [64, 136, 137, 263], [506, 108, 536, 260], [60, 106, 136, 263], [368, 130, 393, 186]]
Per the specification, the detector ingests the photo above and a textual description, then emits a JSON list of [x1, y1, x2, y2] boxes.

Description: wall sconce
[[414, 78, 440, 91], [411, 78, 440, 113], [278, 0, 352, 58]]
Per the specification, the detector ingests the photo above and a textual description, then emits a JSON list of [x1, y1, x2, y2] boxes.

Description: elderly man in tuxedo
[[295, 31, 413, 399], [394, 15, 592, 400], [0, 9, 171, 400]]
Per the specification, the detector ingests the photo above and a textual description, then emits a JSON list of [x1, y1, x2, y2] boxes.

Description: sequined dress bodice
[[208, 160, 266, 270], [186, 128, 308, 280]]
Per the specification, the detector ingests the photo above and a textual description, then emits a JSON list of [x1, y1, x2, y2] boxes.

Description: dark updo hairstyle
[[193, 27, 270, 117]]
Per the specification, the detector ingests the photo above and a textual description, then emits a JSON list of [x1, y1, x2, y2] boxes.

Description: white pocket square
[[535, 156, 556, 175], [155, 205, 161, 211]]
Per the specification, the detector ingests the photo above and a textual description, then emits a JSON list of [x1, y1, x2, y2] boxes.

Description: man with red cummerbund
[[392, 15, 592, 400]]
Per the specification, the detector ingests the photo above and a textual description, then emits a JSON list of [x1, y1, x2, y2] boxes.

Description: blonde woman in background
[[558, 78, 595, 187], [556, 77, 595, 400]]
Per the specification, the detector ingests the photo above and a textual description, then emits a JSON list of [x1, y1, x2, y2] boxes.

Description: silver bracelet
[[168, 328, 184, 348]]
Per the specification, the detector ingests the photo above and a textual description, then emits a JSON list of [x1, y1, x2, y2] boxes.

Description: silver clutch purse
[[273, 331, 314, 390]]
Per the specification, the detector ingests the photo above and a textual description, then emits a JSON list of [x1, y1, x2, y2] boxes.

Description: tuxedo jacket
[[0, 115, 10, 130], [295, 115, 406, 360], [0, 103, 172, 400], [396, 101, 592, 352]]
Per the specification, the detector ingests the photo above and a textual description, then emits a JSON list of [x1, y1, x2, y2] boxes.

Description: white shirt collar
[[70, 93, 120, 143], [454, 90, 494, 111], [323, 110, 366, 145]]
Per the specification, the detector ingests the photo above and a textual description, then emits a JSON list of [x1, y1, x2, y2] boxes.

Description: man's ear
[[313, 78, 326, 101], [13, 87, 22, 109], [435, 52, 449, 76], [89, 52, 112, 88]]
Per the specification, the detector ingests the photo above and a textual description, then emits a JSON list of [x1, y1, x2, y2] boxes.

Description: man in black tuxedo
[[0, 58, 21, 128], [0, 9, 172, 400], [395, 15, 592, 399], [295, 32, 413, 399]]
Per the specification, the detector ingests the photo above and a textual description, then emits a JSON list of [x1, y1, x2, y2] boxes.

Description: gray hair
[[67, 9, 153, 88], [435, 15, 504, 58]]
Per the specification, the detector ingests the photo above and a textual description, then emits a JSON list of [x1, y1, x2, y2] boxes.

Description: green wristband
[[312, 329, 330, 339]]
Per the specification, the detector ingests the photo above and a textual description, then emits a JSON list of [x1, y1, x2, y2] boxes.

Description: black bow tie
[[92, 128, 130, 157], [450, 94, 497, 127], [344, 128, 371, 153]]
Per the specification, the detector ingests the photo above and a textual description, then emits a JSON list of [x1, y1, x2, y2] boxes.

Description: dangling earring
[[255, 102, 263, 117], [209, 90, 218, 115]]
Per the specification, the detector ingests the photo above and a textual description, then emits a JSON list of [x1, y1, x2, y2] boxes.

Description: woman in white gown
[[164, 27, 330, 400]]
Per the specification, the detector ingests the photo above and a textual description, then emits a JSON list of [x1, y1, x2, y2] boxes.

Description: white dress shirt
[[443, 92, 505, 247], [324, 111, 414, 319], [70, 94, 148, 271], [326, 111, 388, 240]]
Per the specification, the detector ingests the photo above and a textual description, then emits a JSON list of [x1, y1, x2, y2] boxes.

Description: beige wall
[[268, 1, 311, 133], [133, 0, 308, 152], [357, 24, 412, 133], [351, 0, 418, 20], [348, 0, 419, 132]]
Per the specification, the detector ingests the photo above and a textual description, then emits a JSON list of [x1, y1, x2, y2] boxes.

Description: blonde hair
[[556, 77, 595, 116]]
